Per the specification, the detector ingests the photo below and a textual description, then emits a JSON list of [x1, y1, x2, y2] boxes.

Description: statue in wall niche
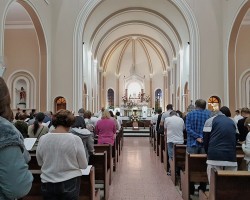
[[16, 87, 26, 104]]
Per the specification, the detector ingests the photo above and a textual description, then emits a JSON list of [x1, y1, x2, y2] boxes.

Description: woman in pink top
[[95, 110, 116, 145]]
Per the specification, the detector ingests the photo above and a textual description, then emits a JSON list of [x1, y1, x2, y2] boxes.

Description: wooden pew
[[180, 153, 208, 200], [29, 154, 39, 170], [112, 139, 117, 171], [149, 125, 153, 145], [181, 153, 245, 200], [93, 144, 112, 185], [162, 135, 168, 172], [199, 169, 250, 200], [22, 170, 42, 200], [170, 144, 186, 185], [89, 152, 109, 200], [80, 167, 101, 200], [159, 134, 165, 163], [23, 167, 100, 200], [156, 131, 160, 156]]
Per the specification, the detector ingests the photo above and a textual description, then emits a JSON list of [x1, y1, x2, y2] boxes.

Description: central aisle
[[108, 137, 183, 200]]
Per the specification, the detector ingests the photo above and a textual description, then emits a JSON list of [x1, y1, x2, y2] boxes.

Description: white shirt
[[164, 115, 184, 143], [151, 113, 158, 124], [36, 133, 88, 183], [234, 114, 243, 123]]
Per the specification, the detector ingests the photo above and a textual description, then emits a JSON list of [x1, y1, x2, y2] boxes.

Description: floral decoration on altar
[[130, 114, 139, 122], [122, 96, 128, 104], [127, 100, 137, 108]]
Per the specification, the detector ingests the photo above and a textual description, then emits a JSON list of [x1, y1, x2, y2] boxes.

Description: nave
[[108, 137, 182, 200]]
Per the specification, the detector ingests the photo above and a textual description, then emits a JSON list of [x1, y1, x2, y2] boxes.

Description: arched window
[[155, 89, 162, 110], [107, 89, 114, 109], [54, 97, 66, 112], [208, 96, 221, 111]]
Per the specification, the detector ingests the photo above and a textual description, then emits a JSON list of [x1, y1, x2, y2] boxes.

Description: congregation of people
[[2, 72, 250, 199], [151, 99, 250, 196], [0, 77, 123, 200]]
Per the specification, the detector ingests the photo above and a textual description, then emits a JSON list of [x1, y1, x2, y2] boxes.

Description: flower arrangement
[[127, 100, 137, 108], [130, 114, 139, 122]]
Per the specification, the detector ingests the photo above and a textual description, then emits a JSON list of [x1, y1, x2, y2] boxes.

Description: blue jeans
[[167, 142, 174, 160], [187, 146, 205, 154], [41, 176, 81, 200]]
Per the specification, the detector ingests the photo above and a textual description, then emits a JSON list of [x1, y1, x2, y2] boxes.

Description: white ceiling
[[5, 2, 32, 25], [242, 9, 250, 25]]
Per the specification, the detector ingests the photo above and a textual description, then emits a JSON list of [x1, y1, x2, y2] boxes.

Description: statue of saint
[[16, 87, 26, 104]]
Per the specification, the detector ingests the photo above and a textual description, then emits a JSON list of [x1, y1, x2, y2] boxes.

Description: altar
[[120, 106, 153, 117]]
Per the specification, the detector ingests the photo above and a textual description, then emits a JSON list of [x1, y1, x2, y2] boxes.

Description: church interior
[[1, 0, 250, 199]]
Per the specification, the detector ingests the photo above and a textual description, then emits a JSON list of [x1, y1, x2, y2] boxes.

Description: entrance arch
[[73, 0, 200, 111], [2, 0, 48, 111], [54, 96, 67, 112], [228, 0, 250, 110]]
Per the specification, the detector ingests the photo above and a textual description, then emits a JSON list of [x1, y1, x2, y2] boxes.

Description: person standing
[[185, 99, 211, 193], [242, 117, 250, 171], [237, 107, 250, 142], [28, 112, 49, 151], [0, 77, 33, 199], [164, 111, 185, 160], [95, 110, 116, 145], [36, 109, 88, 199], [234, 109, 243, 123], [160, 104, 173, 126], [203, 106, 237, 182]]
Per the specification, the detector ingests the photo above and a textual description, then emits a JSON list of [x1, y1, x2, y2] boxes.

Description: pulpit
[[132, 121, 139, 130]]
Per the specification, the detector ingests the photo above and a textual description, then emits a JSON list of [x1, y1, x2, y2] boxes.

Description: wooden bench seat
[[180, 153, 208, 200], [94, 144, 113, 184], [170, 144, 186, 185], [181, 153, 245, 200], [199, 169, 250, 200], [23, 167, 100, 200], [159, 134, 165, 163], [89, 152, 109, 200]]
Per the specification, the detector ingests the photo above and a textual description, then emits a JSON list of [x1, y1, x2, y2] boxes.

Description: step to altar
[[123, 127, 150, 137]]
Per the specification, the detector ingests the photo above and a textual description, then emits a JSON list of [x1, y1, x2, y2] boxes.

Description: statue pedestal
[[132, 121, 139, 130]]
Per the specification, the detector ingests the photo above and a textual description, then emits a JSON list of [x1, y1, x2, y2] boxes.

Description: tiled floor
[[108, 137, 183, 200]]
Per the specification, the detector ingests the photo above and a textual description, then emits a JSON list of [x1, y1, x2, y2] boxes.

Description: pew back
[[170, 144, 186, 185], [209, 169, 250, 200], [181, 153, 208, 200]]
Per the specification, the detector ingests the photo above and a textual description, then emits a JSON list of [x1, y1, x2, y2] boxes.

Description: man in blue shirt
[[185, 99, 211, 193]]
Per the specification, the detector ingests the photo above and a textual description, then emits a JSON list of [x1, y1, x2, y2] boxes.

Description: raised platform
[[123, 127, 150, 137]]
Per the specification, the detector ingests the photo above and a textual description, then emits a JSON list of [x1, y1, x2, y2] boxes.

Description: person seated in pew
[[242, 117, 250, 171], [203, 106, 238, 183], [36, 109, 88, 200], [71, 116, 94, 161], [0, 77, 33, 200], [95, 109, 116, 145]]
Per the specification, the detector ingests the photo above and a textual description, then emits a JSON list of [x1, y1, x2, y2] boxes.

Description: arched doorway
[[3, 0, 47, 111], [107, 88, 114, 109], [54, 97, 66, 112], [228, 1, 250, 110], [155, 88, 162, 110], [208, 96, 221, 111]]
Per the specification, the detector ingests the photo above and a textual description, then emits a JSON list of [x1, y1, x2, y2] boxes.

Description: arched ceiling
[[83, 0, 190, 75]]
